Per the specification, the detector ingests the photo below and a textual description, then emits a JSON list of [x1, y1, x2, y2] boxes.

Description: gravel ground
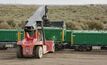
[[0, 48, 107, 65]]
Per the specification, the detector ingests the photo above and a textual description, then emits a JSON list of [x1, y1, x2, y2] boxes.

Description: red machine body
[[17, 32, 54, 58]]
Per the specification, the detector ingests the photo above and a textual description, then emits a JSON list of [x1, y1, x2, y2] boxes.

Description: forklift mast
[[24, 5, 48, 44]]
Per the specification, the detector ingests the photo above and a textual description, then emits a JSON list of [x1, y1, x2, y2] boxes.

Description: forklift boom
[[25, 5, 48, 30]]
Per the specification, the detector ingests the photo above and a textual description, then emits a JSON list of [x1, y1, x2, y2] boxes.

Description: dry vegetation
[[0, 5, 107, 30], [0, 5, 37, 29]]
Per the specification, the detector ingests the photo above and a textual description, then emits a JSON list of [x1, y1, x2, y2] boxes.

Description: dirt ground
[[0, 48, 107, 65]]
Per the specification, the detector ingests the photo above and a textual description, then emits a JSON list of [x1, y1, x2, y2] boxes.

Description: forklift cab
[[24, 21, 43, 40], [24, 26, 35, 36]]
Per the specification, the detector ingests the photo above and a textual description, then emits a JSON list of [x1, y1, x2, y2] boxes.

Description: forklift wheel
[[16, 46, 23, 58], [33, 46, 43, 59]]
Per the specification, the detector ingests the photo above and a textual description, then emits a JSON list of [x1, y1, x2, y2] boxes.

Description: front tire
[[33, 46, 43, 59], [16, 46, 23, 58]]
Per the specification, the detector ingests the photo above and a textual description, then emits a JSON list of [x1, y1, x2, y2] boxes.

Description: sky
[[0, 0, 107, 5]]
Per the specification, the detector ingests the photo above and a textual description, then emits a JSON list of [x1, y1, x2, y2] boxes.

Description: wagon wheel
[[86, 46, 92, 51], [74, 46, 79, 51]]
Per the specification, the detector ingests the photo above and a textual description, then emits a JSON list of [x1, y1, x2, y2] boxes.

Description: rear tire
[[16, 46, 23, 58], [33, 46, 43, 59], [55, 43, 63, 51]]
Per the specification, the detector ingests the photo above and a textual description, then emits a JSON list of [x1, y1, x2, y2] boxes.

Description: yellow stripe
[[71, 34, 75, 44], [18, 32, 21, 41], [71, 34, 73, 44], [62, 30, 64, 41]]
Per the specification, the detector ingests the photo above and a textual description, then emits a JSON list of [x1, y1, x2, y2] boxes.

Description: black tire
[[16, 46, 23, 58], [55, 43, 63, 51], [33, 46, 43, 59], [55, 44, 59, 51]]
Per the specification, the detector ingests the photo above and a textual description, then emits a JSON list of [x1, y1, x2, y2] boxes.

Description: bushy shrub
[[18, 21, 26, 28], [87, 21, 104, 30], [6, 19, 16, 28], [0, 19, 5, 24], [66, 21, 104, 30], [0, 22, 11, 29], [66, 22, 82, 30]]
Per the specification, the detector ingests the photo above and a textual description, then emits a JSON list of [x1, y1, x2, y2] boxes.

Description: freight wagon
[[65, 30, 107, 51], [0, 29, 24, 49]]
